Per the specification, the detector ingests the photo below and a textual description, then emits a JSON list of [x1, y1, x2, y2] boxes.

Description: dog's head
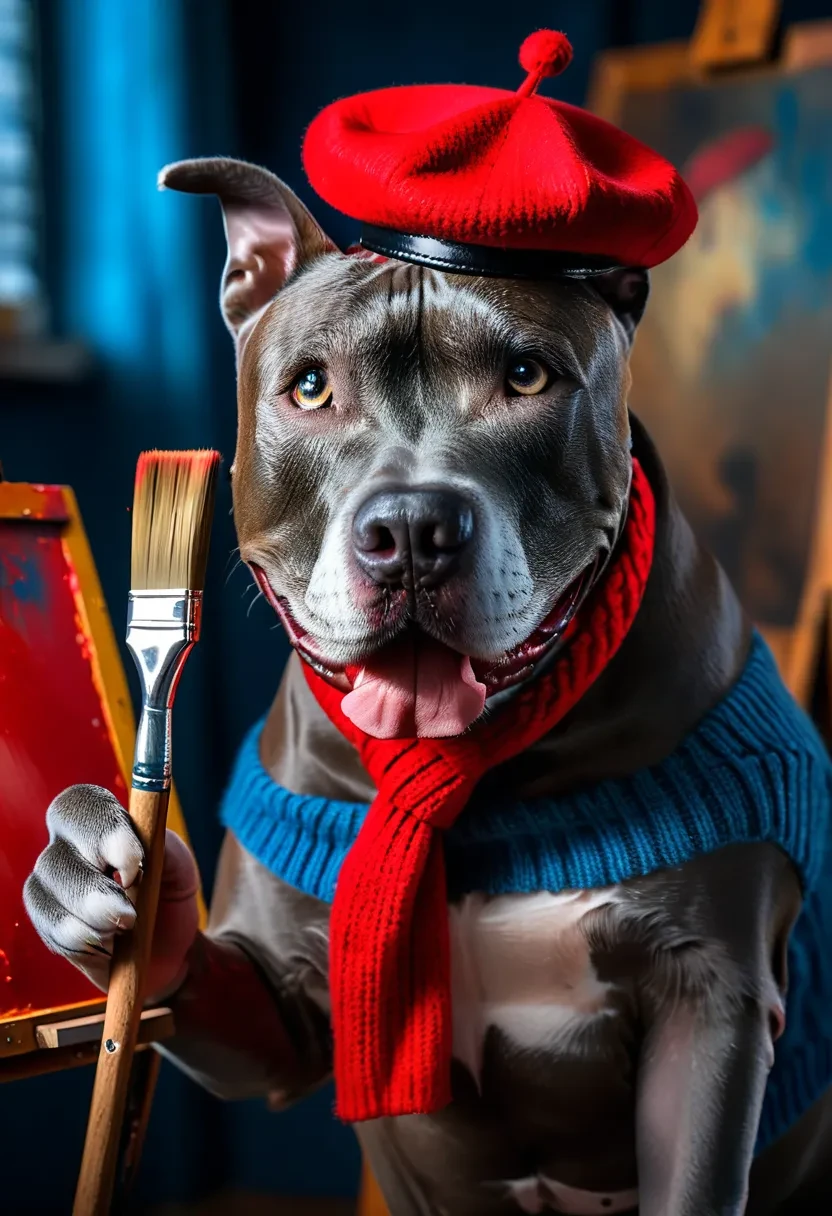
[[162, 159, 648, 737]]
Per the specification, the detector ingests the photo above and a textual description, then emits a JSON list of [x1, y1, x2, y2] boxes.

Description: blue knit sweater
[[221, 632, 832, 1151]]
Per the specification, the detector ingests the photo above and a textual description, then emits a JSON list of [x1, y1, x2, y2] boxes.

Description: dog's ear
[[159, 158, 337, 353], [587, 268, 650, 344]]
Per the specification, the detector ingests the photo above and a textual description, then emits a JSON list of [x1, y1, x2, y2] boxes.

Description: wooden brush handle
[[73, 786, 170, 1216]]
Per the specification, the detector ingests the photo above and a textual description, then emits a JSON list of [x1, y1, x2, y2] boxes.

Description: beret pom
[[518, 29, 573, 80]]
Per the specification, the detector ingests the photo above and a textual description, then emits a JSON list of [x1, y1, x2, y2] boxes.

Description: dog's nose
[[352, 488, 474, 588]]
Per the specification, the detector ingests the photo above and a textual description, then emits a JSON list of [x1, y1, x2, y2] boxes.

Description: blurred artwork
[[601, 54, 832, 634]]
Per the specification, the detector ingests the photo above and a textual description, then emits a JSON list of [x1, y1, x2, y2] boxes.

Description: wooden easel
[[0, 475, 205, 1204]]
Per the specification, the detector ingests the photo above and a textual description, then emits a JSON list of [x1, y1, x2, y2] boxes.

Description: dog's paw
[[24, 785, 199, 994]]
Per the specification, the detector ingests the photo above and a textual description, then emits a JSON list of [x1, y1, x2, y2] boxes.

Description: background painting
[[613, 56, 832, 633]]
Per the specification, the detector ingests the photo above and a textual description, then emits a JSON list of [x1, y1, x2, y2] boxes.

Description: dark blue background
[[2, 0, 830, 1209]]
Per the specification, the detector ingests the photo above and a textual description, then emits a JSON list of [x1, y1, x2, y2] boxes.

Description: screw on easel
[[104, 1039, 118, 1054]]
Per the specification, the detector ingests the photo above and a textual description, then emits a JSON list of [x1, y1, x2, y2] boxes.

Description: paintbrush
[[73, 449, 220, 1216]]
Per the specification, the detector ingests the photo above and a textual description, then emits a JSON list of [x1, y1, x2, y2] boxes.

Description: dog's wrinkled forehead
[[241, 252, 622, 409]]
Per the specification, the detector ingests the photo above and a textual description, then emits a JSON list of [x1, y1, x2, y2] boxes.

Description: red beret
[[303, 31, 698, 277], [683, 127, 774, 203]]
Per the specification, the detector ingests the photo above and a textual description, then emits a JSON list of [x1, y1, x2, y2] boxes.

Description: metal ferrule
[[126, 590, 203, 792]]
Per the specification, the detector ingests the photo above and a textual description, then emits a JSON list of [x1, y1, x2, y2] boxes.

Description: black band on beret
[[359, 225, 625, 279]]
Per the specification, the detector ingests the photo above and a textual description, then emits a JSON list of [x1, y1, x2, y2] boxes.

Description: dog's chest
[[448, 887, 622, 1087], [443, 887, 639, 1214], [296, 880, 640, 1213]]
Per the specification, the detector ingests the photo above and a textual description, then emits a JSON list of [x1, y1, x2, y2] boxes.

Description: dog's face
[[163, 160, 647, 737]]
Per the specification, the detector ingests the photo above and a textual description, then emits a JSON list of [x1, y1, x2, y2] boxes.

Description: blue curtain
[[5, 0, 830, 1210], [56, 1, 201, 392]]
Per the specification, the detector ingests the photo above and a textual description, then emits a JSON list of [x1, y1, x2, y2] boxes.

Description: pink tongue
[[342, 635, 487, 739]]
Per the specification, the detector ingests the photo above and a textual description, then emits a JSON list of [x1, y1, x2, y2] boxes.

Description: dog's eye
[[506, 359, 549, 396], [291, 368, 332, 410]]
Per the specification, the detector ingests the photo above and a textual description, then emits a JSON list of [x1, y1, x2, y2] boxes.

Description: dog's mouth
[[251, 560, 598, 739]]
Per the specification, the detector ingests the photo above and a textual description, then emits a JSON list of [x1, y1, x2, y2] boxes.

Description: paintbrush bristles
[[131, 449, 221, 591]]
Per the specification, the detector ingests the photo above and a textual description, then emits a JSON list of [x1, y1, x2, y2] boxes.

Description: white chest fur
[[448, 888, 634, 1215], [449, 887, 622, 1086]]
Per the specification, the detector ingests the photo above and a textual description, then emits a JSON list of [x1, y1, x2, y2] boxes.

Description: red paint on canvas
[[0, 517, 127, 1020]]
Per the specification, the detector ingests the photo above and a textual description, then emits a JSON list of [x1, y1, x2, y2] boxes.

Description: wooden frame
[[589, 19, 832, 710], [590, 21, 832, 137]]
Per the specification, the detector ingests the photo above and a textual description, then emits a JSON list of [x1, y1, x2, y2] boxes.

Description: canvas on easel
[[589, 1, 832, 715], [0, 476, 203, 1075]]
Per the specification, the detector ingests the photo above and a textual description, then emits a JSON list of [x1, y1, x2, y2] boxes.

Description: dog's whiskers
[[225, 550, 244, 586], [246, 587, 265, 617]]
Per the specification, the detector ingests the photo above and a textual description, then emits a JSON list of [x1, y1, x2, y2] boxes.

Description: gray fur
[[24, 161, 832, 1215]]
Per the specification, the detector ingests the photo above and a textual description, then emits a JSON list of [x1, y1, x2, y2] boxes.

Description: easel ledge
[[0, 1007, 174, 1084]]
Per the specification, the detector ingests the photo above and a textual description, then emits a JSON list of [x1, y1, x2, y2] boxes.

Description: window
[[0, 0, 44, 337]]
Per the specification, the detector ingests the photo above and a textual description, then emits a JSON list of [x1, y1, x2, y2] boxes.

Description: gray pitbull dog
[[24, 160, 832, 1215]]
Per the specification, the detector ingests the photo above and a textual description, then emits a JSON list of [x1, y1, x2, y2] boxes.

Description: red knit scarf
[[302, 460, 655, 1121]]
